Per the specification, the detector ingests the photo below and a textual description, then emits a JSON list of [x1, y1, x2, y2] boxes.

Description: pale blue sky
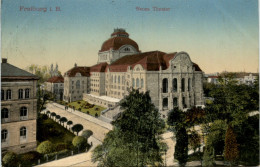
[[1, 0, 259, 73]]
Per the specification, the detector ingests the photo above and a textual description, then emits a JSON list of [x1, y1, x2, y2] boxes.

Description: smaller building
[[207, 76, 219, 84], [46, 76, 64, 101], [63, 64, 90, 102], [235, 73, 258, 86]]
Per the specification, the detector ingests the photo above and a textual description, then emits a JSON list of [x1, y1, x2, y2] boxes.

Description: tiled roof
[[90, 62, 108, 72], [65, 66, 90, 77], [108, 51, 176, 72], [1, 62, 38, 80], [47, 76, 64, 83], [100, 36, 139, 52]]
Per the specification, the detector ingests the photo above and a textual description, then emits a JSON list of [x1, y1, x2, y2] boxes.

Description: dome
[[100, 29, 139, 52]]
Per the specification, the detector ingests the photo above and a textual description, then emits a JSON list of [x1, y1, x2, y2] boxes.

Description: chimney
[[2, 58, 7, 63], [74, 63, 77, 67]]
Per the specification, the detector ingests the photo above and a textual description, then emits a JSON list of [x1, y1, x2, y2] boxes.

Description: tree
[[50, 112, 56, 119], [37, 141, 55, 154], [92, 89, 165, 166], [46, 110, 50, 116], [2, 152, 18, 167], [60, 117, 68, 127], [188, 130, 201, 153], [67, 120, 73, 130], [202, 146, 215, 167], [56, 115, 61, 122], [82, 130, 93, 139], [72, 124, 84, 136], [167, 108, 188, 166], [224, 125, 239, 166], [72, 136, 88, 151]]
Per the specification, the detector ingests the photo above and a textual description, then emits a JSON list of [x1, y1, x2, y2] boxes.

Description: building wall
[[63, 74, 89, 102], [1, 80, 37, 154], [45, 82, 64, 101]]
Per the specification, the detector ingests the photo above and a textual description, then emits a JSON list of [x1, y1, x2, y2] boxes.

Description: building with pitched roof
[[1, 58, 39, 154], [64, 29, 204, 118], [46, 76, 64, 101]]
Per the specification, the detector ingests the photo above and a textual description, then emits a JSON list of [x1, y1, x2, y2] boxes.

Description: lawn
[[37, 114, 75, 146], [67, 100, 106, 117]]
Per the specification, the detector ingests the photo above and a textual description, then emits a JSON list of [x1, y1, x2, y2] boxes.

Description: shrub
[[82, 130, 93, 139], [95, 107, 99, 111], [77, 101, 81, 104], [19, 151, 41, 163], [42, 114, 48, 120], [55, 143, 68, 151], [72, 136, 88, 151], [2, 152, 18, 167], [86, 111, 90, 114], [78, 108, 81, 111], [95, 113, 98, 117], [37, 140, 55, 154]]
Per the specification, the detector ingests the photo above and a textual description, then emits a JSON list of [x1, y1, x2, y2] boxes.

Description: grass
[[37, 114, 75, 146], [68, 100, 106, 117]]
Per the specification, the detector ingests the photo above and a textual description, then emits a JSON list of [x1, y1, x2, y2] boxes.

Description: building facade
[[46, 76, 64, 101], [1, 58, 38, 154], [64, 29, 204, 117]]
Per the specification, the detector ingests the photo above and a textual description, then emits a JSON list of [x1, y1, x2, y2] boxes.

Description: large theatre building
[[64, 28, 204, 118]]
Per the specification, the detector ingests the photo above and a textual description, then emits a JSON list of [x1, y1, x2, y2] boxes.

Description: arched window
[[162, 78, 168, 93], [20, 107, 28, 120], [114, 76, 117, 83], [136, 78, 139, 88], [188, 78, 191, 91], [132, 78, 135, 87], [1, 129, 8, 142], [173, 78, 177, 92], [181, 78, 185, 92], [118, 76, 120, 84], [25, 89, 30, 98], [173, 97, 178, 106], [20, 127, 26, 139], [76, 80, 80, 89], [163, 98, 168, 108], [18, 89, 23, 99], [141, 79, 144, 88], [1, 108, 9, 120], [1, 90, 4, 100], [6, 89, 11, 100]]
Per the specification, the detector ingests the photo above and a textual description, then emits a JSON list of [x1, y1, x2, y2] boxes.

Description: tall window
[[1, 108, 9, 120], [173, 97, 178, 106], [163, 98, 168, 108], [1, 130, 8, 142], [25, 89, 30, 98], [18, 89, 23, 99], [182, 97, 186, 108], [20, 107, 28, 120], [141, 79, 144, 88], [114, 76, 117, 83], [136, 78, 140, 88], [111, 76, 113, 83], [162, 78, 168, 93], [188, 78, 191, 91], [132, 78, 135, 87], [20, 127, 26, 139], [76, 80, 80, 89], [118, 76, 120, 84], [122, 76, 125, 84], [1, 90, 4, 100], [181, 78, 185, 92], [173, 78, 177, 92], [6, 89, 11, 100]]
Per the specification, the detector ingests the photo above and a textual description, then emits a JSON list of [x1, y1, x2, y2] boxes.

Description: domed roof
[[100, 29, 139, 52]]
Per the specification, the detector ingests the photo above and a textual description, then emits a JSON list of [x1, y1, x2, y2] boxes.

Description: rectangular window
[[182, 97, 186, 108], [181, 78, 185, 92]]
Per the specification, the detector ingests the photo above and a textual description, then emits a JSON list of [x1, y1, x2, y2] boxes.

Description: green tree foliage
[[174, 127, 188, 167], [72, 136, 88, 151], [224, 125, 239, 165], [202, 146, 215, 167], [82, 130, 93, 139], [2, 152, 18, 167], [206, 120, 227, 156], [72, 124, 84, 136], [56, 115, 61, 122], [60, 117, 68, 126], [50, 112, 56, 119], [92, 89, 166, 167], [67, 120, 73, 130], [37, 140, 55, 154], [188, 130, 201, 153]]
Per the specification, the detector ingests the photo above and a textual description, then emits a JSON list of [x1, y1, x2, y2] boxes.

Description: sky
[[1, 0, 259, 74]]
